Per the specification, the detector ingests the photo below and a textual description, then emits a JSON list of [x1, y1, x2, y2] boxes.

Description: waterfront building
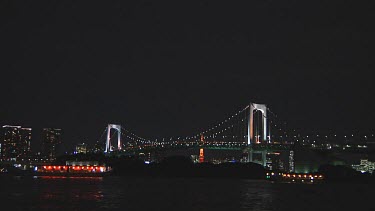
[[0, 125, 31, 161], [41, 128, 62, 161], [289, 150, 294, 172], [75, 143, 87, 154], [352, 159, 375, 174], [92, 141, 104, 153]]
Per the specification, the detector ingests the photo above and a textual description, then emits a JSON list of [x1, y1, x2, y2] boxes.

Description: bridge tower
[[247, 103, 269, 145], [105, 124, 122, 153]]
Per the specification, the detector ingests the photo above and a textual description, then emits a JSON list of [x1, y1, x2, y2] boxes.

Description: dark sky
[[1, 0, 374, 152]]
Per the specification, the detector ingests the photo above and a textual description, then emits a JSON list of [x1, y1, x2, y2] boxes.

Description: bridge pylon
[[248, 148, 267, 167], [105, 124, 122, 153], [247, 103, 270, 145]]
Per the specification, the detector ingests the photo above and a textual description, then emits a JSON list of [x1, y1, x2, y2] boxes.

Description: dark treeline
[[108, 155, 265, 179], [3, 153, 375, 182], [102, 156, 375, 182], [53, 154, 265, 179], [318, 164, 375, 183], [54, 154, 375, 181]]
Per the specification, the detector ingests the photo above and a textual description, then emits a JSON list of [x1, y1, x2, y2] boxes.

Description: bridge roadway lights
[[105, 124, 122, 153]]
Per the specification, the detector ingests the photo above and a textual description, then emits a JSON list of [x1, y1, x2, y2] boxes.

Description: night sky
[[1, 1, 374, 152]]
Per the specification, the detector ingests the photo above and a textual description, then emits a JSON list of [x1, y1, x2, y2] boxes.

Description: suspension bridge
[[100, 102, 293, 168]]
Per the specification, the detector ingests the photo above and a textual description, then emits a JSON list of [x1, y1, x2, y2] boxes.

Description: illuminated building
[[41, 128, 62, 161], [266, 152, 284, 171], [75, 143, 87, 154], [0, 125, 31, 161], [92, 141, 104, 153], [289, 150, 294, 172], [352, 159, 375, 174]]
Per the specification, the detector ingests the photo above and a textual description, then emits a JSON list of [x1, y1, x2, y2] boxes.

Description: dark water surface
[[0, 176, 373, 211]]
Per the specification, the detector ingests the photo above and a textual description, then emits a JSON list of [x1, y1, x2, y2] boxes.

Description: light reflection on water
[[0, 176, 373, 210], [240, 180, 275, 211]]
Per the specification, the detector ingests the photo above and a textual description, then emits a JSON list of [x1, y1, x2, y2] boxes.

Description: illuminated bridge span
[[123, 142, 291, 152], [100, 102, 292, 166]]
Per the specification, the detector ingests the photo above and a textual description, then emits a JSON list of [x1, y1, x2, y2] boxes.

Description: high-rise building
[[41, 128, 62, 160], [75, 143, 87, 154], [92, 141, 104, 153], [0, 125, 32, 161], [19, 127, 31, 159], [289, 150, 295, 172]]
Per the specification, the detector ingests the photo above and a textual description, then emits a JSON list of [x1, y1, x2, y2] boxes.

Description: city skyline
[[2, 120, 374, 157]]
